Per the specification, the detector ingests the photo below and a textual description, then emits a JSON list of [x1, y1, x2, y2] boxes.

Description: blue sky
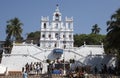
[[0, 0, 120, 40]]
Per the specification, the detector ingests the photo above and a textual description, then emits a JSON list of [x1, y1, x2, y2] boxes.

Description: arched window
[[63, 41, 66, 44], [55, 33, 59, 38], [49, 34, 51, 38], [55, 43, 57, 47], [69, 35, 71, 38], [55, 13, 59, 21], [63, 35, 65, 38], [42, 34, 45, 38], [64, 45, 66, 49], [55, 13, 59, 17], [68, 23, 71, 29], [43, 23, 46, 28], [56, 23, 58, 28]]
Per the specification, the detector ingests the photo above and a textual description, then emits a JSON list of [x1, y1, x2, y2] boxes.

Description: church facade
[[40, 5, 74, 49]]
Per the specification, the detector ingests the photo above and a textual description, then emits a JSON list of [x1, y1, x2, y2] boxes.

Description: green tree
[[74, 34, 87, 47], [4, 17, 23, 53], [74, 34, 105, 47], [6, 17, 23, 42], [86, 34, 105, 45], [105, 8, 120, 55], [105, 8, 120, 71], [91, 24, 101, 34], [26, 31, 40, 44]]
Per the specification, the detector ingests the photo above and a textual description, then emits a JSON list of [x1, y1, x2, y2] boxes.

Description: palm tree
[[105, 8, 120, 70], [91, 24, 101, 34], [105, 8, 120, 50], [6, 17, 23, 42]]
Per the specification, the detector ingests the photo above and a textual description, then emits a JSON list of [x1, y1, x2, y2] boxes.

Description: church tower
[[40, 5, 74, 49]]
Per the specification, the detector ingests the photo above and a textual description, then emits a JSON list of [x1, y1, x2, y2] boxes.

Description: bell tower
[[53, 4, 62, 22], [40, 5, 74, 49]]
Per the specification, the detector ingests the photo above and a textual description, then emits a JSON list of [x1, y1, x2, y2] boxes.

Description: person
[[23, 71, 28, 78], [94, 66, 98, 74], [22, 67, 24, 72], [40, 67, 43, 74], [84, 71, 88, 78], [36, 64, 40, 75]]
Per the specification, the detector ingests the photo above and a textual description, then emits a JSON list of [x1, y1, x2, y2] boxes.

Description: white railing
[[2, 54, 44, 63], [33, 45, 44, 51], [84, 45, 103, 48]]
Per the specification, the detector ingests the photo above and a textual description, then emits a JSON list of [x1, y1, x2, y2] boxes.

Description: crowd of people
[[22, 62, 43, 75], [64, 64, 120, 77], [21, 61, 120, 78], [94, 63, 120, 75]]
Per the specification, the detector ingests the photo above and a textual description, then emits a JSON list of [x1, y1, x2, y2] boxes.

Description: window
[[69, 35, 71, 38], [56, 23, 58, 28], [55, 33, 58, 38], [63, 35, 65, 38], [68, 23, 71, 29], [44, 23, 46, 28], [49, 34, 51, 38], [64, 45, 66, 49], [42, 34, 45, 38], [55, 13, 59, 21], [55, 43, 57, 47], [55, 13, 59, 17], [63, 41, 66, 44]]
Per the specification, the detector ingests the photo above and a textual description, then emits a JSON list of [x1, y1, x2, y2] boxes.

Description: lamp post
[[63, 31, 66, 75], [63, 46, 66, 75]]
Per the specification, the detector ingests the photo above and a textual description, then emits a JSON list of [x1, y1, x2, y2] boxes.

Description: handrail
[[2, 54, 28, 56], [33, 45, 44, 51], [29, 55, 43, 62], [32, 52, 44, 56], [84, 45, 103, 48], [69, 50, 84, 57], [2, 54, 45, 63]]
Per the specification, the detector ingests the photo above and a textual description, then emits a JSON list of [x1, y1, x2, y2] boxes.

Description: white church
[[40, 5, 73, 49], [0, 5, 116, 75]]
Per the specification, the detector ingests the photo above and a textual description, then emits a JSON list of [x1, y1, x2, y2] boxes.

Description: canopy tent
[[53, 49, 63, 54]]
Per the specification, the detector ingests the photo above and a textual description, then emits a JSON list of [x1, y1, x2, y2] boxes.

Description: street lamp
[[63, 47, 66, 75], [63, 31, 66, 75]]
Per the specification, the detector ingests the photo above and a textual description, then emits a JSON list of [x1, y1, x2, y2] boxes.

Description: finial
[[55, 4, 59, 12], [101, 42, 103, 48], [84, 41, 86, 45]]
